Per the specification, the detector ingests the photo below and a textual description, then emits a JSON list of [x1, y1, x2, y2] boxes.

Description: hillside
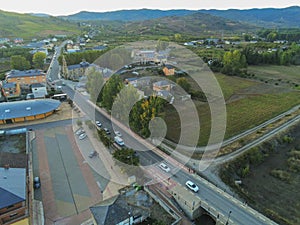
[[61, 9, 194, 21], [0, 10, 79, 40], [119, 12, 257, 36], [61, 6, 300, 28], [199, 6, 300, 28]]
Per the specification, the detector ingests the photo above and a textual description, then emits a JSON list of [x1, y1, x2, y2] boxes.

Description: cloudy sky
[[1, 0, 299, 16]]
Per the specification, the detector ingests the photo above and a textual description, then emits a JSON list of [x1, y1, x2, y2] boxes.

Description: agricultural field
[[164, 73, 300, 146], [248, 65, 300, 88], [220, 123, 300, 225]]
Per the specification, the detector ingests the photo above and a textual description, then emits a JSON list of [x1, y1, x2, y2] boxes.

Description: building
[[153, 80, 174, 92], [90, 188, 150, 225], [30, 83, 47, 99], [0, 99, 61, 124], [1, 82, 21, 99], [66, 62, 91, 80], [5, 70, 46, 87], [0, 167, 28, 225], [163, 65, 175, 76]]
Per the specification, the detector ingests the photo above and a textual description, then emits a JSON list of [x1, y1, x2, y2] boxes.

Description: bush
[[270, 169, 291, 182]]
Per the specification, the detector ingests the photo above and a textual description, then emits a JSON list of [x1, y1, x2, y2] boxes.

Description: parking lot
[[32, 125, 106, 224]]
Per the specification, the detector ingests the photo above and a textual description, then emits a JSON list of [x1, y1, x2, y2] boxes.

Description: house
[[90, 188, 150, 225], [66, 61, 91, 80], [125, 78, 139, 87], [5, 70, 46, 87], [153, 80, 174, 92], [1, 82, 21, 99], [162, 65, 175, 76], [157, 90, 173, 100], [0, 167, 28, 225], [14, 38, 23, 44], [30, 83, 47, 98]]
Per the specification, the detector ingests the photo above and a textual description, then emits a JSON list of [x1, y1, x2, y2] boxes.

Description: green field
[[164, 72, 300, 146], [248, 65, 300, 87]]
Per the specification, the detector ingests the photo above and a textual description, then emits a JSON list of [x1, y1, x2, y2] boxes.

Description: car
[[95, 121, 102, 128], [34, 176, 41, 189], [89, 150, 98, 158], [159, 163, 171, 172], [185, 180, 199, 192], [103, 128, 110, 135], [79, 133, 87, 140], [75, 128, 85, 136], [115, 131, 122, 137]]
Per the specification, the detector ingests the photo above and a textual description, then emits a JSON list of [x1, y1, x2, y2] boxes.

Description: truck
[[114, 136, 125, 147]]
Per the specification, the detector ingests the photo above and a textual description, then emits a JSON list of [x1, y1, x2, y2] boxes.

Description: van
[[114, 136, 124, 146]]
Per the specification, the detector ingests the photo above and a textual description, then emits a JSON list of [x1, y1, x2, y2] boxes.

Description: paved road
[[63, 85, 278, 225]]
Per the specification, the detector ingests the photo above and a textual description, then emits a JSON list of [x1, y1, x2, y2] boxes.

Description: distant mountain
[[62, 6, 300, 28], [117, 12, 257, 36], [0, 10, 79, 39], [60, 9, 195, 21], [199, 6, 300, 28], [29, 13, 51, 18]]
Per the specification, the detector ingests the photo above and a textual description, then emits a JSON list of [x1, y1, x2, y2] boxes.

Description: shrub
[[270, 169, 291, 182]]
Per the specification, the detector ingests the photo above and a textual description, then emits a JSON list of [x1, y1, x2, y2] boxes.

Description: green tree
[[86, 67, 105, 103], [174, 33, 182, 42], [176, 77, 191, 92], [32, 52, 46, 69], [112, 84, 141, 125], [113, 148, 139, 166], [130, 96, 165, 137], [102, 74, 124, 110], [222, 50, 247, 76], [10, 55, 30, 70]]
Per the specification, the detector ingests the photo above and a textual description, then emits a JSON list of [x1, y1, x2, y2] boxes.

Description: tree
[[176, 77, 191, 92], [101, 74, 124, 110], [113, 148, 139, 166], [130, 96, 165, 137], [10, 55, 30, 70], [32, 52, 46, 69], [222, 50, 247, 76], [112, 84, 141, 125], [86, 67, 105, 103]]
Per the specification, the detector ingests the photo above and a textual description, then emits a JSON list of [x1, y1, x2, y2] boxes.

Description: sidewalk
[[80, 122, 129, 200]]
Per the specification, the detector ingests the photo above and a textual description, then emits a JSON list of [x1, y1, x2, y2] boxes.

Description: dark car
[[89, 150, 98, 158], [34, 176, 41, 189], [103, 128, 111, 135]]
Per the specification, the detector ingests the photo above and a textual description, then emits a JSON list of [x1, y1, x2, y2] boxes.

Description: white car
[[185, 180, 199, 192], [75, 128, 85, 136], [95, 121, 102, 127], [79, 133, 87, 140], [115, 131, 122, 137], [159, 163, 171, 172]]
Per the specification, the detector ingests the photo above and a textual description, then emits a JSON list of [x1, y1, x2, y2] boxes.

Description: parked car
[[79, 133, 87, 140], [159, 163, 171, 172], [75, 128, 85, 136], [34, 176, 41, 189], [185, 180, 199, 192], [95, 121, 102, 128], [89, 150, 98, 158], [103, 128, 111, 135], [115, 131, 122, 137]]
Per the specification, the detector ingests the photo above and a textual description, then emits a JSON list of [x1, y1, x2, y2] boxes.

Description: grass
[[165, 91, 300, 146], [215, 73, 258, 100], [248, 65, 300, 86]]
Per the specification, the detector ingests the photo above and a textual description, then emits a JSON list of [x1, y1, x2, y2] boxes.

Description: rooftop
[[0, 99, 61, 120], [6, 69, 45, 78], [0, 167, 26, 209]]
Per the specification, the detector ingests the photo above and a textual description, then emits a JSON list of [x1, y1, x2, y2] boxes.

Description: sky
[[0, 0, 299, 16]]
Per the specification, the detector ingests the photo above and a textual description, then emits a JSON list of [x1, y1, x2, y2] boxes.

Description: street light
[[226, 210, 232, 225]]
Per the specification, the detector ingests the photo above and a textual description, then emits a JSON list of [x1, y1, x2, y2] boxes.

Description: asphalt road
[[63, 85, 278, 225]]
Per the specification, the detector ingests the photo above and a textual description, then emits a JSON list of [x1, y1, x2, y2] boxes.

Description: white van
[[114, 136, 124, 146]]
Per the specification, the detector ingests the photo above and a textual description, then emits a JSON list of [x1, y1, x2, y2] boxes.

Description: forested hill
[[61, 6, 300, 28]]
